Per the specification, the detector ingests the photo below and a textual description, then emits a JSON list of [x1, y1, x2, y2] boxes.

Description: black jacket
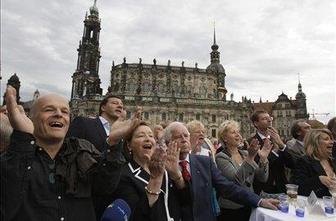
[[292, 156, 336, 197], [67, 116, 108, 152], [113, 160, 183, 221], [0, 130, 125, 221], [250, 133, 294, 194]]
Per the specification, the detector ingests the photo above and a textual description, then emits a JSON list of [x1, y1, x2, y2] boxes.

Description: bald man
[[1, 86, 137, 221]]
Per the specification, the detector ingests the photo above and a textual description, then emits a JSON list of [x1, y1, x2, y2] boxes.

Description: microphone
[[100, 199, 131, 221]]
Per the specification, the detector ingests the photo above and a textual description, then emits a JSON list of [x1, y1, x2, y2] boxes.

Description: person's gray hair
[[290, 119, 307, 139], [186, 120, 204, 134], [163, 121, 188, 143]]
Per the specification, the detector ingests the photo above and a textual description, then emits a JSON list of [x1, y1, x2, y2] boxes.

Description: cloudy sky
[[1, 0, 335, 123]]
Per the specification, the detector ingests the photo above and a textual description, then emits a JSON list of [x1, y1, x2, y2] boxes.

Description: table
[[249, 200, 336, 221]]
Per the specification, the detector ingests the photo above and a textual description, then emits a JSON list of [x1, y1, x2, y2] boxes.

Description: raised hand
[[165, 141, 181, 177], [246, 138, 260, 159], [148, 148, 167, 179], [267, 127, 285, 149], [120, 107, 127, 120], [107, 106, 142, 145], [258, 138, 272, 163], [5, 86, 34, 134]]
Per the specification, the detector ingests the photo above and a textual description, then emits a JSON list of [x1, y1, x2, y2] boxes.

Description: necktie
[[179, 160, 191, 182]]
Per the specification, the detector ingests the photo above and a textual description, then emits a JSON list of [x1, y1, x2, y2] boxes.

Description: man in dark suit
[[286, 119, 311, 161], [163, 122, 279, 221], [67, 95, 127, 219], [67, 95, 125, 152], [249, 110, 295, 194]]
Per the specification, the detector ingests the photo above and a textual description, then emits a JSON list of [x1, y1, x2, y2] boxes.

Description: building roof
[[253, 102, 274, 115]]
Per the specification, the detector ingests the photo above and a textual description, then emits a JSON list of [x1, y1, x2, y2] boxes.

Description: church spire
[[298, 73, 302, 93], [295, 73, 308, 119], [70, 0, 102, 99], [210, 22, 220, 64], [211, 22, 219, 53], [213, 22, 217, 46], [90, 0, 99, 17], [76, 0, 101, 75], [206, 25, 227, 100]]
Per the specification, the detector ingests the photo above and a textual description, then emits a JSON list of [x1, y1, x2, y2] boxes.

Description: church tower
[[295, 78, 308, 119], [206, 26, 227, 100], [71, 0, 102, 99]]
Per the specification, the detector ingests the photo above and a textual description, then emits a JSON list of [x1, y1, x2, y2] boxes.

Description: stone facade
[[69, 2, 308, 140]]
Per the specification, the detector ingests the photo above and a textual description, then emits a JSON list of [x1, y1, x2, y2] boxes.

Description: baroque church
[[69, 1, 308, 139]]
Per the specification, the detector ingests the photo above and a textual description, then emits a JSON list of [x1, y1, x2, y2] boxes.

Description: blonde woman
[[292, 129, 335, 197], [215, 120, 272, 221]]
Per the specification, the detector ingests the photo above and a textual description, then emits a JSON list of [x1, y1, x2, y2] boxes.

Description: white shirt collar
[[179, 154, 190, 163], [257, 131, 270, 140], [99, 116, 110, 136]]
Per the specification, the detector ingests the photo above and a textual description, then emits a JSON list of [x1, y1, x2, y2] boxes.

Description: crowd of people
[[1, 86, 335, 221]]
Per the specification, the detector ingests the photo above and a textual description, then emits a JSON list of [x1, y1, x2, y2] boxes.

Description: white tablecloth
[[249, 204, 336, 221]]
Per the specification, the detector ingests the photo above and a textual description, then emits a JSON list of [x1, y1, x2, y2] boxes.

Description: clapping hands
[[165, 141, 181, 176], [149, 141, 181, 182], [107, 106, 142, 145], [246, 138, 260, 159], [267, 127, 285, 149], [258, 138, 272, 163], [148, 148, 167, 179]]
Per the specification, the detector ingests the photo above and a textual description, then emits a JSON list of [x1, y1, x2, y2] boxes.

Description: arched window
[[187, 85, 192, 96], [143, 112, 149, 120], [172, 80, 179, 96], [201, 85, 207, 98], [161, 113, 167, 121], [143, 80, 151, 92], [157, 80, 165, 94], [178, 113, 184, 122]]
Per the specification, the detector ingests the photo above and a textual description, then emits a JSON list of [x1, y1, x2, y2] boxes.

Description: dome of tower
[[211, 43, 219, 51], [206, 63, 225, 73], [295, 91, 306, 99]]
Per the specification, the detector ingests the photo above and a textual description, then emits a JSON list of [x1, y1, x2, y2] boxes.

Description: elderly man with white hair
[[162, 121, 279, 221]]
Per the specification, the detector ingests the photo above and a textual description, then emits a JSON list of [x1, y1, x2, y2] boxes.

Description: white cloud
[[1, 0, 335, 123]]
